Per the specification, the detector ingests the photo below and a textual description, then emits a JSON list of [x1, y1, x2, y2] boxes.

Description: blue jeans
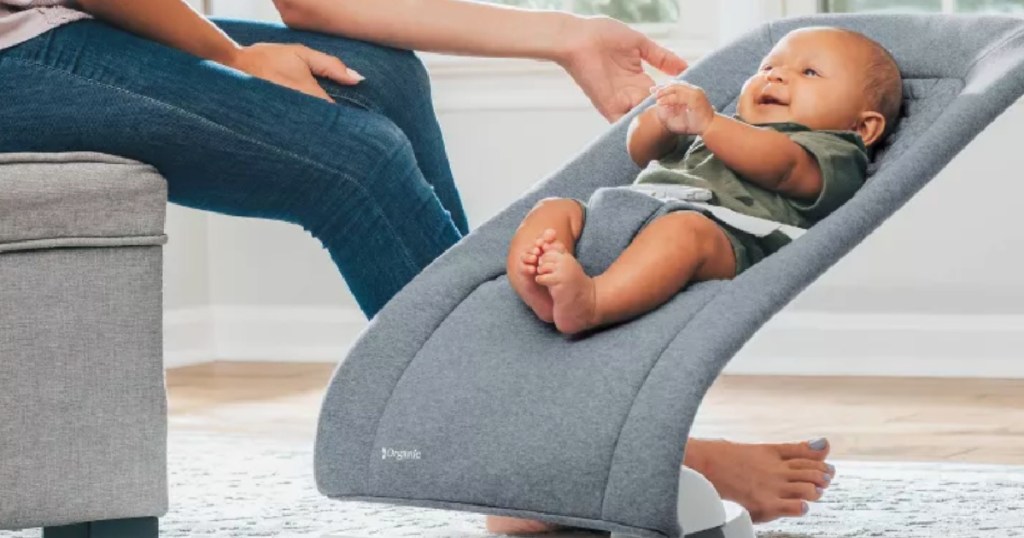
[[0, 19, 469, 318]]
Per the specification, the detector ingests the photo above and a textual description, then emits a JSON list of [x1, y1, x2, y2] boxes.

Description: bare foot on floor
[[684, 437, 835, 523], [513, 229, 557, 323], [485, 515, 564, 535], [484, 438, 834, 534], [534, 241, 599, 335]]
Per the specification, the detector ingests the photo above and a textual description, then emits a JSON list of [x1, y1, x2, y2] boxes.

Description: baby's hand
[[652, 82, 715, 135]]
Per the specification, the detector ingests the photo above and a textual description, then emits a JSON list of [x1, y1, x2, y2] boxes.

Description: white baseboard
[[210, 306, 367, 362], [163, 306, 1024, 378], [164, 307, 216, 369], [163, 305, 367, 366], [728, 311, 1024, 378]]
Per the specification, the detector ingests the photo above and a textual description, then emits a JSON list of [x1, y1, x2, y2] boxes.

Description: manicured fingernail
[[816, 486, 824, 496], [808, 438, 828, 451], [826, 464, 836, 475], [823, 473, 832, 483], [801, 501, 809, 515], [347, 68, 365, 81]]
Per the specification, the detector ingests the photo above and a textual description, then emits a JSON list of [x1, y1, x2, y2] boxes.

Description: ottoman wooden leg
[[43, 516, 158, 538]]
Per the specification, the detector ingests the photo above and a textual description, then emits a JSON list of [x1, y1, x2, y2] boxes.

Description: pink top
[[0, 0, 90, 51]]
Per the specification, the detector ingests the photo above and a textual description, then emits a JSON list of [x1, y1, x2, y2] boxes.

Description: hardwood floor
[[166, 362, 1024, 464]]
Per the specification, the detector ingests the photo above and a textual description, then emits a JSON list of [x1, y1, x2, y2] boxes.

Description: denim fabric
[[0, 18, 469, 318]]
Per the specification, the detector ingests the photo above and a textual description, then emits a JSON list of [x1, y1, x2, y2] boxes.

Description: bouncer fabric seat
[[314, 14, 1024, 538]]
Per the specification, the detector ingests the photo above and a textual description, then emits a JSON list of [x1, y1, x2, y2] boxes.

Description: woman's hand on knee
[[227, 43, 364, 102]]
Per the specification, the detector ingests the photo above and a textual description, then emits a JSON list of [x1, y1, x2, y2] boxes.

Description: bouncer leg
[[611, 466, 754, 538]]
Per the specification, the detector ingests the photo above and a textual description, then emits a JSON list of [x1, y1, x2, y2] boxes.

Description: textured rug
[[3, 431, 1024, 538]]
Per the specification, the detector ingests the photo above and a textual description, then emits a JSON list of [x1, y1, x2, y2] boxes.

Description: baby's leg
[[535, 211, 735, 335], [506, 197, 585, 323]]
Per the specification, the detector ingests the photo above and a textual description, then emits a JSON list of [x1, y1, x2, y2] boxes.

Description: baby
[[506, 26, 903, 335]]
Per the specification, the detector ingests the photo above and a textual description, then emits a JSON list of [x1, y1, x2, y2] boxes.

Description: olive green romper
[[630, 118, 869, 273]]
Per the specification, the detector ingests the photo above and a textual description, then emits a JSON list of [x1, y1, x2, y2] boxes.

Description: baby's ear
[[855, 110, 886, 147]]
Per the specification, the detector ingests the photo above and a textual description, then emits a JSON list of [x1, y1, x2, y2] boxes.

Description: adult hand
[[227, 42, 364, 102], [557, 16, 688, 122]]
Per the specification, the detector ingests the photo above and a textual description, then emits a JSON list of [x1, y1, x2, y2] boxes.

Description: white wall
[[205, 0, 280, 21], [163, 0, 1024, 376]]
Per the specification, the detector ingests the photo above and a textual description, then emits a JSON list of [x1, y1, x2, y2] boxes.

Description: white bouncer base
[[327, 467, 753, 538], [611, 466, 754, 538]]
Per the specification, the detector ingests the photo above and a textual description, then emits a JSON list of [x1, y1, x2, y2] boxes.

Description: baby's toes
[[542, 241, 568, 254], [539, 250, 563, 264], [536, 263, 564, 284], [537, 252, 562, 274], [535, 230, 556, 248]]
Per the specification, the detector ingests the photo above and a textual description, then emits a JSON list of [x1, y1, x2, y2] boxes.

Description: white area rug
[[4, 431, 1024, 537]]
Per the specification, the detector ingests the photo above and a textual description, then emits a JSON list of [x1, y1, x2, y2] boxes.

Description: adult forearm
[[274, 0, 574, 62], [76, 0, 241, 65]]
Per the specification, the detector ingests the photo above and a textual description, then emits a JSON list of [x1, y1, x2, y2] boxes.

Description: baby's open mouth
[[758, 95, 788, 106]]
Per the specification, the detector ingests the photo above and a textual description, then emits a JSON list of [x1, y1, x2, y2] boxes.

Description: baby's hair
[[838, 28, 904, 144]]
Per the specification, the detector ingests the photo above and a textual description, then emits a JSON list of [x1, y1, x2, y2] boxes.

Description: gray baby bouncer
[[312, 14, 1024, 538]]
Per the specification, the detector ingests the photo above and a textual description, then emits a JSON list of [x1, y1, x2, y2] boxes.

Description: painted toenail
[[801, 501, 809, 515], [808, 438, 828, 451]]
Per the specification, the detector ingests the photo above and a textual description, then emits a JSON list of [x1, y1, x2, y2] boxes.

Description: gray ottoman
[[0, 153, 169, 537]]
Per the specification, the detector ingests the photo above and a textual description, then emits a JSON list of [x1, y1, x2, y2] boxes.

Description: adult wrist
[[549, 11, 587, 65], [210, 40, 246, 70]]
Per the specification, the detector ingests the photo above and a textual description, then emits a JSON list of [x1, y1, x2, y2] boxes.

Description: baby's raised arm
[[701, 113, 823, 201], [622, 101, 679, 167], [626, 105, 678, 168], [632, 82, 824, 201]]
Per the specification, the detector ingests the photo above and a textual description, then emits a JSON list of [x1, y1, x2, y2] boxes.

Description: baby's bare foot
[[512, 230, 557, 323], [485, 515, 564, 535], [684, 438, 835, 523], [534, 243, 599, 335]]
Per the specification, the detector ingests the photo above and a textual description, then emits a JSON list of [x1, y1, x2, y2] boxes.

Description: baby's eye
[[760, 65, 771, 72], [803, 68, 819, 77]]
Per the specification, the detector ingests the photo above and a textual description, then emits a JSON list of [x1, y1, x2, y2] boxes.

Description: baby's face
[[736, 28, 875, 132]]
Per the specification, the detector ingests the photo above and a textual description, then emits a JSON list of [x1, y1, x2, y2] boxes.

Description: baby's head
[[736, 27, 902, 147]]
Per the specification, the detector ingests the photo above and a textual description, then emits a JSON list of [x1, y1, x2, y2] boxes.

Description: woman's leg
[[0, 20, 460, 318], [213, 19, 470, 235]]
